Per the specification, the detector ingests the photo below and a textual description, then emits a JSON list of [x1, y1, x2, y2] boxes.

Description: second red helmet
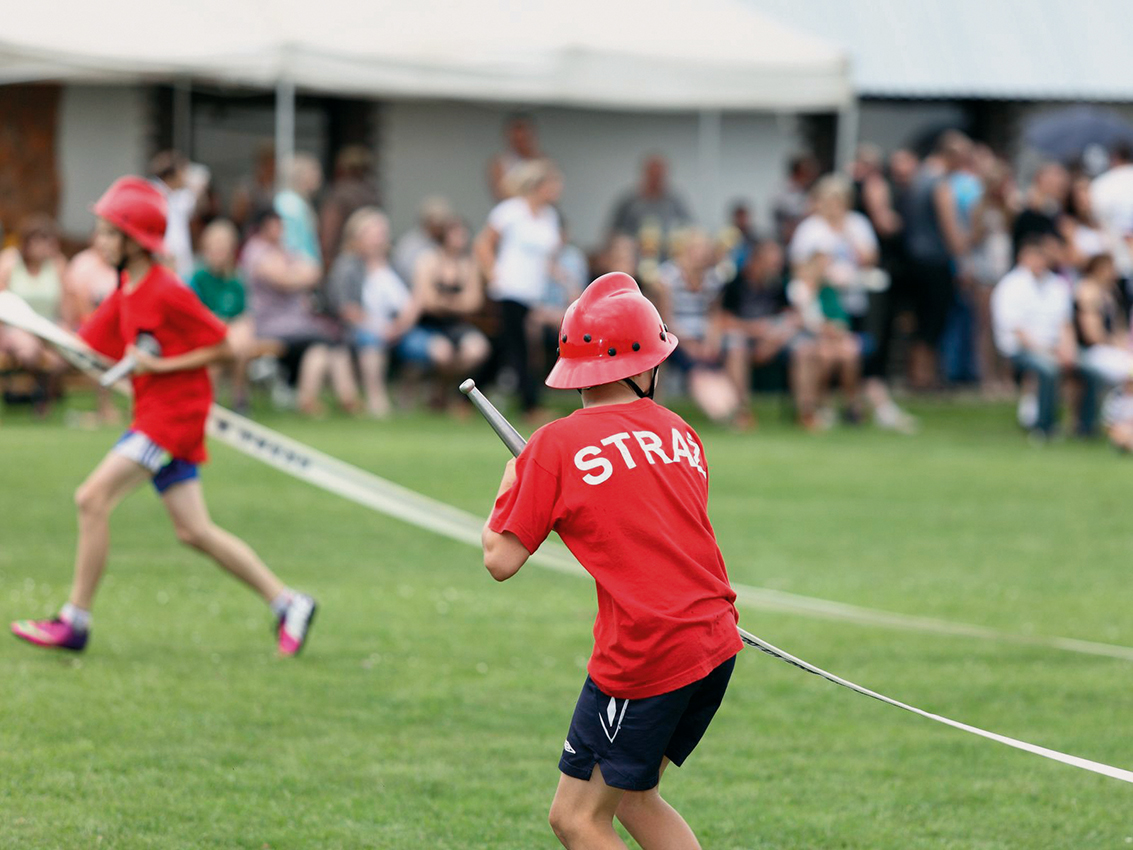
[[545, 272, 678, 390]]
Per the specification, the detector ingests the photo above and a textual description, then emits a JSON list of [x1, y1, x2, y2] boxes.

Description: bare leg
[[296, 344, 329, 415], [69, 452, 152, 610], [161, 479, 285, 602], [616, 759, 700, 850], [548, 764, 628, 850], [357, 347, 392, 418], [790, 339, 820, 424], [328, 346, 361, 412]]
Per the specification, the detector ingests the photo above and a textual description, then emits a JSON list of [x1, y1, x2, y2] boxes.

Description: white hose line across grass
[[4, 289, 1132, 785]]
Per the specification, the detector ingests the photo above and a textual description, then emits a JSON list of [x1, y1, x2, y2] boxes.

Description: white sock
[[269, 591, 293, 618], [60, 603, 91, 632]]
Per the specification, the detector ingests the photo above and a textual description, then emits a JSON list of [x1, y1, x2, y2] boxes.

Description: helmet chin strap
[[623, 366, 659, 400]]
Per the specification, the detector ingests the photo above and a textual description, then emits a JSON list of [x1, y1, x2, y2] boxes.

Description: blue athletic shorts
[[558, 655, 736, 791], [113, 431, 199, 494]]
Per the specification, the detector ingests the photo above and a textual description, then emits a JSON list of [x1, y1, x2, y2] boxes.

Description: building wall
[[380, 100, 802, 250], [56, 84, 149, 237], [0, 84, 62, 240]]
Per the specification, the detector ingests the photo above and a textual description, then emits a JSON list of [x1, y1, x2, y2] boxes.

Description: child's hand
[[496, 458, 518, 498], [128, 345, 165, 375]]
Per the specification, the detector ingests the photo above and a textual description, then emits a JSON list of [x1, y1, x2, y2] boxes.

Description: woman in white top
[[475, 159, 562, 416], [0, 216, 69, 412], [1061, 176, 1107, 274]]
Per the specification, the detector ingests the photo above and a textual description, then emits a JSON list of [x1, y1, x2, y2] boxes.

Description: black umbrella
[[1024, 106, 1133, 162]]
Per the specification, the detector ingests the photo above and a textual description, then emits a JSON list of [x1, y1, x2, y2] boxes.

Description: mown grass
[[2, 395, 1132, 848]]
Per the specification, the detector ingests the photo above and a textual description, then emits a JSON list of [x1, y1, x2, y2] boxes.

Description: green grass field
[[2, 396, 1133, 849]]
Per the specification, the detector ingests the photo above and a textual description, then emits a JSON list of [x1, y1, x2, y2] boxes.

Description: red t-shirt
[[80, 266, 227, 464], [489, 398, 742, 699]]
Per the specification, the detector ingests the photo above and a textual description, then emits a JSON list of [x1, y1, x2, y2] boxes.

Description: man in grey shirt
[[608, 156, 691, 255]]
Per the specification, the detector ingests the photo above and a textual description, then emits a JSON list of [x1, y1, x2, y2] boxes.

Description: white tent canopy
[[0, 0, 850, 111]]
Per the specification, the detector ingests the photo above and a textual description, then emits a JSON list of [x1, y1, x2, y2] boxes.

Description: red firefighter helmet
[[92, 177, 167, 254], [545, 272, 678, 390]]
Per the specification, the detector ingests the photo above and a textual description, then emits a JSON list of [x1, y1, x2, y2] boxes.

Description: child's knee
[[75, 482, 109, 517], [174, 521, 213, 550]]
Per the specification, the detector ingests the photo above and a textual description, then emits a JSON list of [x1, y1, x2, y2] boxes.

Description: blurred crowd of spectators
[[5, 114, 1133, 448]]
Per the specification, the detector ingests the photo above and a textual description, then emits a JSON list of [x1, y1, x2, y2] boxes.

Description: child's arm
[[482, 459, 530, 581], [132, 339, 232, 374]]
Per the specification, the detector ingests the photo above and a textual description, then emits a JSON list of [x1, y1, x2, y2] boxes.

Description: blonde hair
[[342, 206, 389, 253], [510, 159, 558, 197], [811, 174, 853, 205]]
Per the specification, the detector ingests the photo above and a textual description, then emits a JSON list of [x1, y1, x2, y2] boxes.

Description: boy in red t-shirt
[[482, 273, 743, 849], [11, 177, 316, 656]]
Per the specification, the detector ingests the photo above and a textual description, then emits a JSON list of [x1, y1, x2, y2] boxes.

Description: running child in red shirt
[[11, 177, 316, 656], [482, 273, 743, 849]]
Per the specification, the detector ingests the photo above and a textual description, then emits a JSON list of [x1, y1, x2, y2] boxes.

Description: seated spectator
[[790, 175, 915, 432], [392, 196, 453, 283], [719, 240, 808, 429], [402, 218, 491, 410], [992, 234, 1097, 438], [241, 209, 335, 415], [608, 155, 691, 258], [62, 226, 121, 424], [787, 252, 862, 428], [191, 219, 257, 411], [327, 208, 416, 418], [656, 229, 738, 422], [1075, 253, 1133, 384], [1061, 176, 1107, 273], [0, 215, 68, 413], [1101, 378, 1133, 452], [1012, 162, 1068, 261]]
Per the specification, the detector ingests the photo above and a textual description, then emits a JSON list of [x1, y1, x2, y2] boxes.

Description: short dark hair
[[1085, 252, 1115, 276], [1016, 233, 1049, 256], [150, 150, 186, 180], [251, 207, 281, 232], [1113, 142, 1133, 163]]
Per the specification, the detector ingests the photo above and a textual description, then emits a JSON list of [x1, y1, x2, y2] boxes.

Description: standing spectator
[[392, 196, 453, 283], [0, 216, 68, 392], [772, 153, 820, 246], [530, 221, 588, 378], [904, 131, 971, 390], [241, 209, 337, 416], [150, 151, 209, 282], [326, 208, 414, 418], [1012, 162, 1069, 261], [475, 160, 562, 419], [319, 145, 380, 263], [970, 160, 1020, 396], [274, 154, 323, 266], [1090, 143, 1133, 290], [1061, 176, 1107, 272], [655, 229, 739, 422], [230, 142, 276, 237], [190, 220, 256, 412], [403, 218, 492, 409], [991, 234, 1087, 438], [719, 239, 811, 429], [488, 113, 544, 201], [726, 201, 760, 266], [608, 155, 691, 255]]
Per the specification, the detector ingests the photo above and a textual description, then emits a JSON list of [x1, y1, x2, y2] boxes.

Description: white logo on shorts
[[599, 696, 629, 743], [563, 740, 576, 754]]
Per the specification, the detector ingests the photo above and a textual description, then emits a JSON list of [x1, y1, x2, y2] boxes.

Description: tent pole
[[836, 98, 860, 173], [275, 76, 296, 191], [698, 110, 723, 232]]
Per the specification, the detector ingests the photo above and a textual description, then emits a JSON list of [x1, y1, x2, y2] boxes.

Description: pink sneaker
[[277, 594, 317, 657], [11, 617, 88, 651]]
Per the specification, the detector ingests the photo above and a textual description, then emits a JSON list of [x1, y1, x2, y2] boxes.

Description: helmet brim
[[545, 332, 678, 390]]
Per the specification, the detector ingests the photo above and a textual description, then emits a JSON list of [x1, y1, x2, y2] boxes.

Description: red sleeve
[[164, 282, 228, 349], [78, 290, 126, 360], [488, 449, 562, 555]]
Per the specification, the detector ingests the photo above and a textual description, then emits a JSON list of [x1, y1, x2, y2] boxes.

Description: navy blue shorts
[[558, 655, 736, 791]]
